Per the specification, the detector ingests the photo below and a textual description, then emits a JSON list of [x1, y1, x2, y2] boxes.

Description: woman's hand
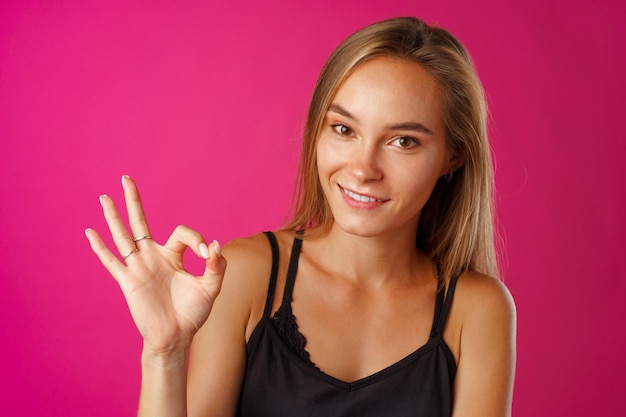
[[85, 175, 226, 354]]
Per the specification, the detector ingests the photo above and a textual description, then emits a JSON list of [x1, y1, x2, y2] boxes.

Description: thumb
[[200, 240, 227, 278]]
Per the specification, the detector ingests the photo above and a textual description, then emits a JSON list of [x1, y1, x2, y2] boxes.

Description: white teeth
[[343, 188, 380, 203]]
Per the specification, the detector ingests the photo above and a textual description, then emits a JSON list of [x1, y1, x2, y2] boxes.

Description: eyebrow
[[328, 104, 435, 135]]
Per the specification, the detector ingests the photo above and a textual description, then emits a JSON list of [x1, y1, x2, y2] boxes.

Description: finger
[[99, 194, 137, 259], [164, 226, 227, 280], [84, 228, 126, 283], [165, 225, 208, 257], [121, 175, 152, 243]]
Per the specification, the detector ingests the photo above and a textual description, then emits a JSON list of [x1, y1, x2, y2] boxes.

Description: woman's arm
[[138, 347, 191, 417], [449, 273, 517, 417]]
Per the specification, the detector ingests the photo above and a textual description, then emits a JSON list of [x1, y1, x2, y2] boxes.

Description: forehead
[[331, 57, 444, 132]]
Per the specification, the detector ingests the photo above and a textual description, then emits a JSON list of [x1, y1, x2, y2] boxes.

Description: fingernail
[[99, 194, 107, 205], [213, 240, 222, 257], [199, 242, 210, 259], [121, 175, 129, 189], [84, 228, 91, 239]]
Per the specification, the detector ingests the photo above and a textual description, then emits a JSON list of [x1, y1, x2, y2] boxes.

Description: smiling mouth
[[342, 187, 384, 203]]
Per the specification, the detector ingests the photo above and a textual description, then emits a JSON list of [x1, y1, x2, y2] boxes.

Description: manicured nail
[[213, 240, 222, 257], [199, 242, 210, 259], [84, 228, 91, 239], [99, 194, 108, 205], [122, 175, 129, 189]]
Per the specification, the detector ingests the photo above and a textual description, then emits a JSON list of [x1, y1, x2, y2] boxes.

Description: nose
[[350, 142, 383, 182]]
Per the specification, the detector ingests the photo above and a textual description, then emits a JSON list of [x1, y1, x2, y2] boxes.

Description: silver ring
[[132, 235, 152, 242], [122, 248, 139, 261]]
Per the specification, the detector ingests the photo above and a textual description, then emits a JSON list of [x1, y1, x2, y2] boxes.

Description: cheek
[[392, 155, 446, 196], [315, 140, 333, 196], [315, 137, 339, 179]]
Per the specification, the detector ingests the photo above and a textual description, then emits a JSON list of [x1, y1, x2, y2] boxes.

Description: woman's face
[[316, 56, 449, 239]]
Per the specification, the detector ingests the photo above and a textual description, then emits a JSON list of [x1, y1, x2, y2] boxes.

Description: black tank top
[[237, 232, 458, 417]]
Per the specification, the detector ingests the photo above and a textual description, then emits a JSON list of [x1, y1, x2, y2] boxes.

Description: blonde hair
[[285, 17, 499, 283]]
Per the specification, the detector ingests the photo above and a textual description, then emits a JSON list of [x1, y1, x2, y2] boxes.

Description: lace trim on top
[[271, 302, 316, 367]]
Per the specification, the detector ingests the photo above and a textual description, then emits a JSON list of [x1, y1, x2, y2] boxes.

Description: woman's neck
[[305, 223, 433, 289]]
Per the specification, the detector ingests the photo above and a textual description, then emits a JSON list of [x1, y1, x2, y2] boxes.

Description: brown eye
[[390, 136, 418, 149], [331, 124, 353, 136]]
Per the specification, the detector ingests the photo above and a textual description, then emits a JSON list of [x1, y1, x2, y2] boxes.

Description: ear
[[449, 153, 465, 173], [441, 153, 465, 180]]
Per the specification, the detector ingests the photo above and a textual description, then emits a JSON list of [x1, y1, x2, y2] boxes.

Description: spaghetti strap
[[280, 233, 303, 305], [269, 232, 312, 366], [430, 276, 460, 338], [262, 231, 280, 318], [429, 284, 446, 338]]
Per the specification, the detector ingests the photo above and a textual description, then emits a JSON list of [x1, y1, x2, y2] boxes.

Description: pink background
[[1, 0, 624, 415]]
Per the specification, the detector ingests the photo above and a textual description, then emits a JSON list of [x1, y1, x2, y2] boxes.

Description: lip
[[339, 185, 387, 209]]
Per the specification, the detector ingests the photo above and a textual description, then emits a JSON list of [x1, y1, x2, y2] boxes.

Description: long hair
[[285, 17, 499, 283]]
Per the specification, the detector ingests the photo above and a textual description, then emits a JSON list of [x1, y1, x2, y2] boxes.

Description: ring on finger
[[122, 248, 139, 261], [132, 235, 152, 242]]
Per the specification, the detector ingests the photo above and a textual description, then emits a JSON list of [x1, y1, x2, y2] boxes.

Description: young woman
[[86, 17, 516, 417]]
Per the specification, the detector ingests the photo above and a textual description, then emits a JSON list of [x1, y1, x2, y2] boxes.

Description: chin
[[332, 218, 392, 238], [330, 209, 421, 240]]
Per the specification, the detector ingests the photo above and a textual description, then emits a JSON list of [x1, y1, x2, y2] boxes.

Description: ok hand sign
[[85, 176, 226, 353]]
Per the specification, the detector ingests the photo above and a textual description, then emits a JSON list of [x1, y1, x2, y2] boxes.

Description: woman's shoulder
[[198, 230, 293, 343], [222, 230, 293, 270], [445, 271, 516, 362], [219, 230, 294, 310], [221, 231, 275, 286], [450, 271, 516, 334], [453, 271, 516, 316], [223, 231, 271, 260]]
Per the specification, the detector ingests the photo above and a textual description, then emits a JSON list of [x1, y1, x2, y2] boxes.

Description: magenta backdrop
[[1, 0, 624, 415]]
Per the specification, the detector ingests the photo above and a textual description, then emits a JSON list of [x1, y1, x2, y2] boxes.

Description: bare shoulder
[[444, 271, 516, 364], [217, 230, 294, 334], [223, 231, 274, 263], [218, 232, 276, 324], [453, 271, 516, 320]]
